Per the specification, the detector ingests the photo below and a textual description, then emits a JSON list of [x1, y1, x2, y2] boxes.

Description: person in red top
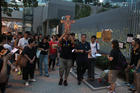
[[49, 35, 58, 71]]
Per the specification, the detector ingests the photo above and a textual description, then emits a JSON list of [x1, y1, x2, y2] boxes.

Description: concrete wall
[[33, 0, 75, 34]]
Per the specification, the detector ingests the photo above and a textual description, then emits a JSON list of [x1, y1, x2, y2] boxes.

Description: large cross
[[61, 15, 75, 33]]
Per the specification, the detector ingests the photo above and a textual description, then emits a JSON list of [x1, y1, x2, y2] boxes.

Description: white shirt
[[18, 38, 28, 49], [90, 42, 100, 58], [3, 44, 12, 51]]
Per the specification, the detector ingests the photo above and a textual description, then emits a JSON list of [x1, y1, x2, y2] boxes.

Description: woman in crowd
[[22, 39, 36, 86], [39, 37, 49, 77], [107, 40, 121, 93], [132, 39, 140, 93], [34, 34, 40, 70], [49, 35, 58, 71]]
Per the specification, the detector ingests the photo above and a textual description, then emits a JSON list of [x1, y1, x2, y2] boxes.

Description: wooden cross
[[61, 15, 75, 33]]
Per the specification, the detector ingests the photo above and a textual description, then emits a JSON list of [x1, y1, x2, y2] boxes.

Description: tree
[[0, 0, 38, 35], [72, 0, 83, 3], [85, 0, 92, 4], [93, 0, 99, 6]]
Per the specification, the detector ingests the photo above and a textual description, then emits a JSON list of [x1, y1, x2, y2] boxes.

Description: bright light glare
[[99, 0, 103, 3]]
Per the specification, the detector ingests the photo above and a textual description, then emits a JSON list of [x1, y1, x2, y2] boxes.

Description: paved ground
[[6, 68, 129, 93]]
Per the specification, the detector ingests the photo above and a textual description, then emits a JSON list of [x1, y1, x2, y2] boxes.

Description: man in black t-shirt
[[58, 31, 74, 86], [75, 34, 91, 85]]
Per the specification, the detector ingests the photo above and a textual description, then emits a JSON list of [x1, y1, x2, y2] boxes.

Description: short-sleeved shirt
[[90, 42, 100, 58], [75, 42, 91, 62], [39, 42, 49, 55], [130, 49, 140, 66], [60, 39, 73, 59], [22, 46, 36, 60], [109, 49, 120, 70], [49, 41, 58, 55], [18, 38, 28, 49]]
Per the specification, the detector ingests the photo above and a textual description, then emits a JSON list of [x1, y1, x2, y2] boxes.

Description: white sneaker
[[25, 82, 29, 86], [30, 79, 36, 82]]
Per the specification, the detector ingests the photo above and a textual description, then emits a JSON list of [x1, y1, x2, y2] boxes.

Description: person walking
[[49, 35, 58, 71], [58, 31, 74, 86], [39, 37, 50, 77], [75, 34, 91, 85], [107, 40, 126, 93], [22, 39, 36, 86]]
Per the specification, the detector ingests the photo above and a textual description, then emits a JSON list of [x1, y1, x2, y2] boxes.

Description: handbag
[[17, 55, 28, 67], [36, 50, 41, 58]]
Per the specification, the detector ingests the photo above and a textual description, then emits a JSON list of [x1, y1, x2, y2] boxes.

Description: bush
[[96, 56, 109, 70], [96, 7, 109, 13], [75, 4, 91, 19]]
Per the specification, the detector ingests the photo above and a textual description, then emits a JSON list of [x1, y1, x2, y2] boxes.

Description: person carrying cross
[[58, 30, 74, 86]]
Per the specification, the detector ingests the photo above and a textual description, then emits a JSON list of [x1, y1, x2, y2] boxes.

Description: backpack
[[116, 51, 128, 70]]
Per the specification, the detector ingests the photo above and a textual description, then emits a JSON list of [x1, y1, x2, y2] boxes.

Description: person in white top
[[90, 36, 100, 58], [18, 32, 29, 50], [88, 35, 100, 80]]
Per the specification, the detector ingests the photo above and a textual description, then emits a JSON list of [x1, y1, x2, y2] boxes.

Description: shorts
[[108, 70, 119, 84]]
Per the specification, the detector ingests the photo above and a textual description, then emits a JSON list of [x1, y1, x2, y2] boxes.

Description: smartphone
[[72, 49, 75, 53], [11, 48, 19, 54]]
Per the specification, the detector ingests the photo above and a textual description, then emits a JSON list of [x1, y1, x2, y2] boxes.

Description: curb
[[70, 70, 121, 91]]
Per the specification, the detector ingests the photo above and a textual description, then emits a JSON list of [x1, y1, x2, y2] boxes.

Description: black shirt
[[109, 49, 120, 70], [60, 39, 73, 59], [39, 42, 49, 55], [22, 46, 36, 60], [75, 41, 91, 61], [130, 48, 140, 66]]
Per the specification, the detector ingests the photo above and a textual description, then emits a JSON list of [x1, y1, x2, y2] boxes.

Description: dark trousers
[[35, 58, 39, 70], [49, 58, 56, 69], [49, 54, 57, 69], [88, 58, 96, 79], [76, 59, 88, 81], [22, 62, 35, 81], [0, 83, 6, 93]]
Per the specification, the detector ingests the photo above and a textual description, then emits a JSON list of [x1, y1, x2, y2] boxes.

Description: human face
[[30, 41, 35, 47], [43, 39, 47, 43], [135, 43, 140, 49], [65, 34, 69, 40], [24, 33, 28, 39], [131, 40, 135, 47], [13, 35, 17, 39], [52, 36, 56, 41], [111, 44, 113, 48], [35, 36, 38, 40], [91, 38, 96, 43], [81, 35, 86, 42], [39, 35, 42, 38]]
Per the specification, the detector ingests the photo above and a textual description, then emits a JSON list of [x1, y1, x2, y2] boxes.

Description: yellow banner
[[96, 32, 102, 38]]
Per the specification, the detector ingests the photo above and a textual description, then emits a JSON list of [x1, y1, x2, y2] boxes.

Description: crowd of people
[[0, 31, 140, 93]]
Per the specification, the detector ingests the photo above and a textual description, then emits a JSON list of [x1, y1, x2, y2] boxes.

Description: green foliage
[[75, 4, 91, 19], [23, 0, 38, 7], [96, 56, 110, 70], [72, 0, 83, 3], [102, 2, 112, 8], [0, 0, 38, 33], [96, 7, 109, 13]]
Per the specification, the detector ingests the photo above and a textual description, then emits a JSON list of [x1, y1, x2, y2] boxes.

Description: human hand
[[80, 50, 84, 53]]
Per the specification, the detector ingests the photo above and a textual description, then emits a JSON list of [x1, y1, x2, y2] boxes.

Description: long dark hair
[[135, 39, 140, 50], [112, 40, 120, 50]]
